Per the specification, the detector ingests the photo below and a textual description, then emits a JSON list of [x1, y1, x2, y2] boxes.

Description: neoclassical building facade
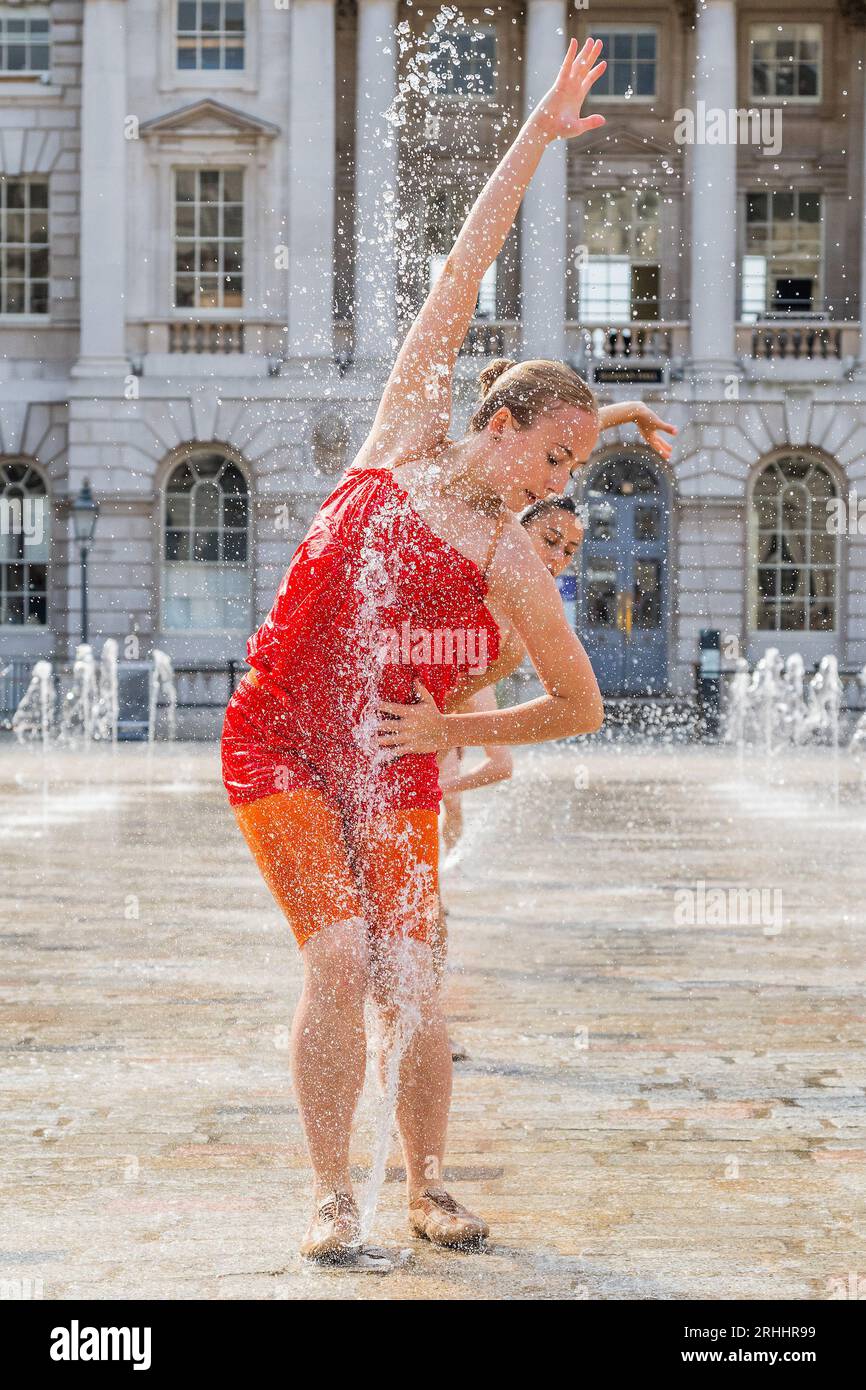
[[2, 0, 866, 708]]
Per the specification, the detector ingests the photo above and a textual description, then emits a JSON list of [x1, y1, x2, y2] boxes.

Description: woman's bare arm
[[438, 688, 514, 794], [597, 401, 678, 462], [377, 524, 604, 754], [360, 38, 607, 463], [442, 627, 526, 709]]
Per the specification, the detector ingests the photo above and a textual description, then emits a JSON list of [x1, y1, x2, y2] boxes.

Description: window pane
[[165, 494, 191, 527], [165, 529, 186, 562], [192, 530, 220, 562], [222, 531, 247, 563], [173, 168, 244, 309], [635, 63, 655, 97]]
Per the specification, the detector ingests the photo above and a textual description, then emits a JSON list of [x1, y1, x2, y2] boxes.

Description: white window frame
[[577, 189, 661, 323], [175, 0, 246, 75], [740, 190, 824, 322], [143, 154, 259, 321], [172, 166, 244, 313], [160, 449, 252, 637], [0, 175, 49, 319], [425, 184, 498, 319], [0, 4, 51, 79], [749, 22, 823, 105], [158, 0, 257, 94], [748, 454, 839, 636], [590, 25, 658, 104], [0, 459, 49, 629]]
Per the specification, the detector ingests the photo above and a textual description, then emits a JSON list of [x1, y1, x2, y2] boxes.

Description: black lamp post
[[70, 479, 100, 645]]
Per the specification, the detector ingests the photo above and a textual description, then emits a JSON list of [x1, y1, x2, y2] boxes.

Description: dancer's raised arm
[[362, 37, 607, 462], [598, 401, 678, 462]]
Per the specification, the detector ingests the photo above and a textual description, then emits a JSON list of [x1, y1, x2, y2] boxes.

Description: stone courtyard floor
[[1, 738, 864, 1301]]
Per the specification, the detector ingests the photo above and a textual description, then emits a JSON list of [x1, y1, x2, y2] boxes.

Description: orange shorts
[[233, 787, 439, 950]]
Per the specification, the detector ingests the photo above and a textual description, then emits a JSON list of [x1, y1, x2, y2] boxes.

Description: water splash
[[11, 659, 54, 750], [724, 648, 846, 755], [149, 650, 178, 744], [60, 645, 98, 747], [94, 639, 119, 746]]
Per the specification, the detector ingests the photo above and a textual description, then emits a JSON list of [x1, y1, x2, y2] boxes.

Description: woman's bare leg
[[372, 939, 452, 1194], [291, 918, 370, 1196]]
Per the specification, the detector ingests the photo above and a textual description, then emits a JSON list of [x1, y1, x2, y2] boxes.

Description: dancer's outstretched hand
[[376, 681, 446, 758], [634, 405, 677, 461], [534, 37, 607, 142]]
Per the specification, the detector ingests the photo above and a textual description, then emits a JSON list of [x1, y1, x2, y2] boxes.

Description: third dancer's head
[[518, 495, 585, 578], [465, 358, 599, 512]]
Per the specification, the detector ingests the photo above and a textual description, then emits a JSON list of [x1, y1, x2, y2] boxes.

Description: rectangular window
[[742, 190, 822, 319], [428, 24, 496, 98], [593, 28, 657, 100], [0, 466, 48, 626], [176, 0, 245, 72], [0, 6, 50, 75], [577, 189, 660, 322], [0, 178, 49, 315], [750, 23, 821, 101], [173, 168, 243, 310]]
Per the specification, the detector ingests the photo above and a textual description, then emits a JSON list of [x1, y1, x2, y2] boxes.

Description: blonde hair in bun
[[469, 357, 597, 433], [477, 357, 516, 398]]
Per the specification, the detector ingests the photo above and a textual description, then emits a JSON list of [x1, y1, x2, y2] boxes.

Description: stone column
[[689, 0, 737, 373], [287, 0, 336, 360], [860, 24, 866, 357], [74, 0, 128, 375], [521, 0, 567, 361], [353, 0, 398, 363]]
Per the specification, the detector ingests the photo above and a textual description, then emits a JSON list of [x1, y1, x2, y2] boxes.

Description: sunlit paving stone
[[1, 740, 864, 1300]]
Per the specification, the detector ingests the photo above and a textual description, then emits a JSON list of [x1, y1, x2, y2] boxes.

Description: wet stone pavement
[[1, 740, 864, 1301]]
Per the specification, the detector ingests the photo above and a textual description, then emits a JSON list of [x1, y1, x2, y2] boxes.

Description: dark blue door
[[578, 454, 669, 695]]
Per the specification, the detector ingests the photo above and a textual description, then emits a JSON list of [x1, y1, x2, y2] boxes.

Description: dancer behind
[[438, 495, 585, 842], [434, 496, 585, 977], [222, 36, 676, 1262], [435, 389, 673, 844]]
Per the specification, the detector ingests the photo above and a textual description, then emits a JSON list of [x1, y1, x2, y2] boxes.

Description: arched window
[[0, 460, 48, 626], [162, 450, 250, 631], [750, 454, 838, 633]]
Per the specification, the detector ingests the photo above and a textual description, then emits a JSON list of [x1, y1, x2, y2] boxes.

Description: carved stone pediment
[[139, 99, 279, 143], [574, 125, 680, 162]]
